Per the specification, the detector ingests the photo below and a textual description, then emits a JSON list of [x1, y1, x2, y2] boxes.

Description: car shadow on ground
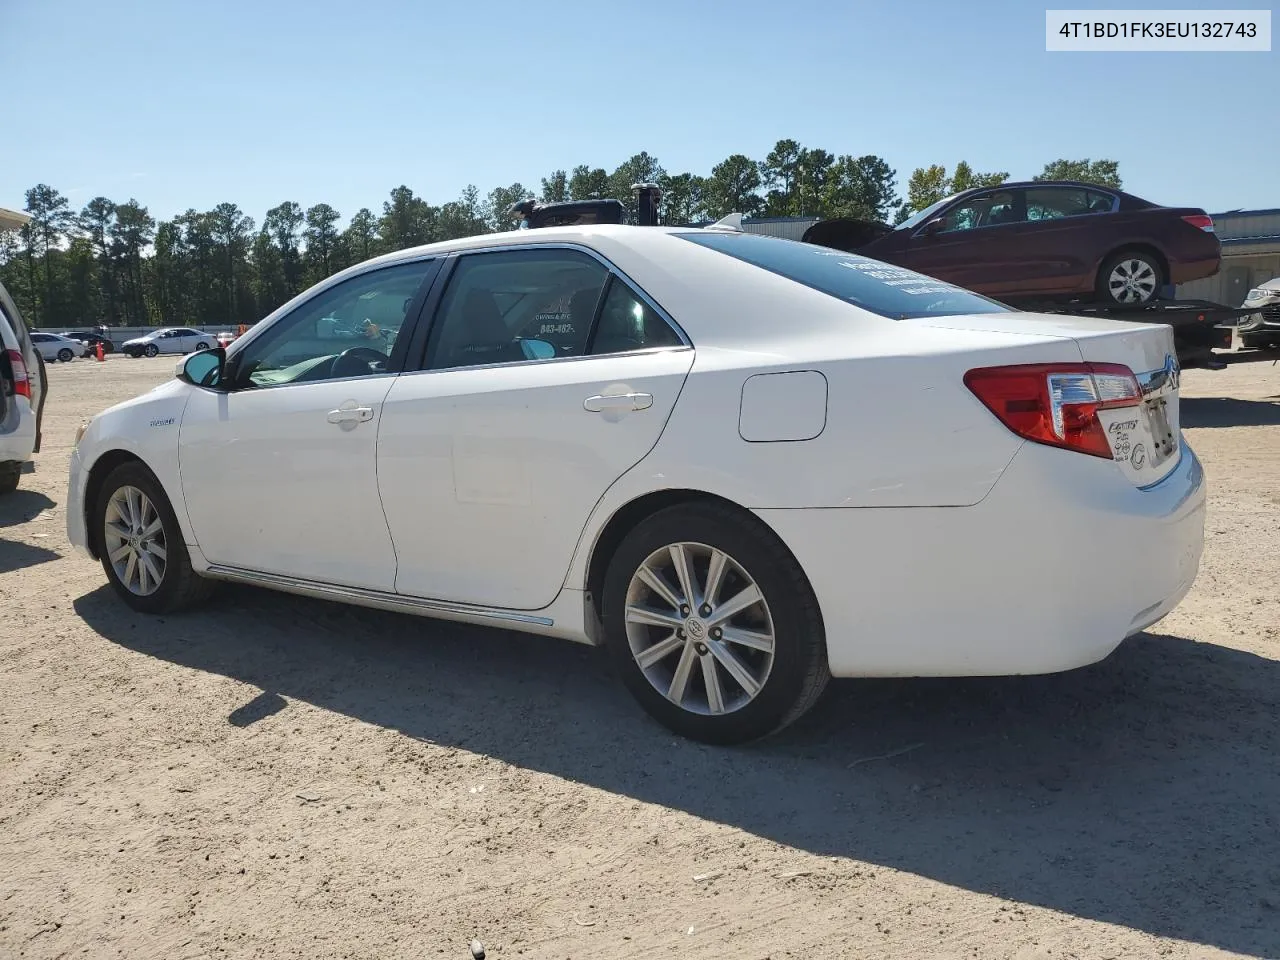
[[0, 489, 56, 528], [73, 583, 1279, 958], [1181, 396, 1280, 428]]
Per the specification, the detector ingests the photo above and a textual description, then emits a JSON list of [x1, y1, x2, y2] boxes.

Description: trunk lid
[[922, 312, 1182, 486]]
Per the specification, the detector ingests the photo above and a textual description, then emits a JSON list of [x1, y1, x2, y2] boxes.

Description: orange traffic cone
[[95, 342, 105, 362]]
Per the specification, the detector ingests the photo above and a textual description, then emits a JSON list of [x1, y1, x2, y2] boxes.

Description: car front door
[[178, 258, 440, 589], [377, 246, 694, 610], [893, 189, 1027, 296]]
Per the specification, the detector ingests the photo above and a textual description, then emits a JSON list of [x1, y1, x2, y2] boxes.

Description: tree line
[[0, 143, 1121, 330]]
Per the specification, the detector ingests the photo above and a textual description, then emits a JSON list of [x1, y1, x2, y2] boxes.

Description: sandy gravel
[[2, 350, 1278, 960]]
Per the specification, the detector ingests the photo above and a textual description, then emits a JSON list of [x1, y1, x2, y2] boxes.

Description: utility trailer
[[507, 186, 1246, 369]]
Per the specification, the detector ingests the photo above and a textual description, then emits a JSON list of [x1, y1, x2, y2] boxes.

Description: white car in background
[[30, 331, 90, 362], [66, 224, 1206, 744], [122, 327, 216, 358]]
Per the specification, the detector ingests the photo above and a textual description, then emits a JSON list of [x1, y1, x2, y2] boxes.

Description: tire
[[194, 342, 209, 351], [1096, 250, 1164, 306], [93, 461, 215, 614], [0, 461, 20, 495], [57, 348, 73, 362], [144, 344, 159, 358], [601, 502, 829, 745]]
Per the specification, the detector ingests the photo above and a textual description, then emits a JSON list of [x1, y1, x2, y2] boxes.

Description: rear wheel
[[194, 341, 209, 351], [601, 502, 829, 744], [94, 462, 215, 613], [57, 347, 73, 362], [0, 461, 20, 495], [1097, 250, 1163, 306]]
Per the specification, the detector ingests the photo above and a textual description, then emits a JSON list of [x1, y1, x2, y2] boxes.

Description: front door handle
[[584, 392, 653, 413], [327, 405, 375, 424]]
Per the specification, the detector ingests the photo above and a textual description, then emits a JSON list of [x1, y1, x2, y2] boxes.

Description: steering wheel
[[331, 346, 388, 379]]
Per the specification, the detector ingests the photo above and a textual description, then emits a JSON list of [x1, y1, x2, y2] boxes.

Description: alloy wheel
[[1108, 258, 1158, 304], [103, 485, 168, 596], [624, 541, 776, 716]]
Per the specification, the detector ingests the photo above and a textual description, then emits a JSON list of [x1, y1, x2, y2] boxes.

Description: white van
[[0, 279, 47, 494]]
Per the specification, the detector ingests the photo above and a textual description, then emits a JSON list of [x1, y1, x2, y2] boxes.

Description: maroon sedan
[[802, 181, 1221, 307]]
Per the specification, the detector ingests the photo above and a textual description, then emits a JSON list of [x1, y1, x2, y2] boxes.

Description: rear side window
[[678, 232, 1009, 319]]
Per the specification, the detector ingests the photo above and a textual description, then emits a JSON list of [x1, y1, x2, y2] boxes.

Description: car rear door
[[1008, 186, 1117, 297], [377, 246, 694, 610]]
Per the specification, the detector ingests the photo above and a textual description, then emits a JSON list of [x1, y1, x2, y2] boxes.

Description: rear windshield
[[677, 231, 1009, 319]]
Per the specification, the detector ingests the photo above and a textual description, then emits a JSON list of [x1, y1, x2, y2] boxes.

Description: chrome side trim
[[202, 564, 554, 626]]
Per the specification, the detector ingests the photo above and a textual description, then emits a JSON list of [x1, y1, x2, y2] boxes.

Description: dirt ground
[[2, 350, 1278, 960]]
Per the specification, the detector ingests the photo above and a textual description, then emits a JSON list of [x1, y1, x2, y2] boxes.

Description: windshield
[[895, 195, 958, 231], [678, 231, 1008, 319]]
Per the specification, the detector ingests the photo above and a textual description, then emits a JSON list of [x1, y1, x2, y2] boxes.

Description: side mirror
[[921, 217, 946, 237], [178, 347, 226, 388]]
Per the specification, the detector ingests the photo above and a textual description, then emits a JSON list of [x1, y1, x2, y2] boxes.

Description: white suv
[[0, 280, 47, 495]]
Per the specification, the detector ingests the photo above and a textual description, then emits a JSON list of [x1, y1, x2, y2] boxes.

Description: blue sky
[[1, 0, 1275, 226]]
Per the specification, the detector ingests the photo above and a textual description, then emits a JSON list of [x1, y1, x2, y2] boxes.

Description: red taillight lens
[[964, 362, 1142, 459], [3, 349, 30, 400], [1181, 214, 1215, 233]]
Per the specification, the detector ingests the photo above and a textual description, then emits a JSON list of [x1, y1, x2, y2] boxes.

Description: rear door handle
[[584, 392, 653, 413], [327, 405, 375, 424]]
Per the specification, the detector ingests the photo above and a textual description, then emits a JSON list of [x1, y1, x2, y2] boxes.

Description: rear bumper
[[0, 395, 37, 463], [757, 439, 1205, 678]]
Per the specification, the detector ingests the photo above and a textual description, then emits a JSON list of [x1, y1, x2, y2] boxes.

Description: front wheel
[[1097, 250, 1163, 306], [601, 502, 829, 744], [57, 348, 73, 362], [94, 461, 215, 613], [144, 344, 159, 358]]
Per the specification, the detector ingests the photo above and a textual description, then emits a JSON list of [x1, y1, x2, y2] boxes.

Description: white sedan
[[29, 331, 89, 362], [66, 224, 1206, 743], [122, 327, 216, 358]]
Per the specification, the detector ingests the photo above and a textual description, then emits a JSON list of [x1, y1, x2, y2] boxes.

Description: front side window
[[1025, 187, 1115, 221], [678, 231, 1009, 319], [937, 190, 1022, 233], [229, 260, 433, 389], [427, 249, 609, 370]]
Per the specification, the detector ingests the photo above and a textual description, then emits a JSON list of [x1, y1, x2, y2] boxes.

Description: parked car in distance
[[61, 331, 115, 354], [1, 280, 47, 494], [30, 331, 90, 362], [67, 225, 1205, 744], [802, 181, 1221, 308], [1237, 278, 1280, 348], [122, 328, 216, 358]]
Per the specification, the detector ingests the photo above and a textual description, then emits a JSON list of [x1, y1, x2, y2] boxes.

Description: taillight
[[3, 349, 30, 400], [1181, 214, 1215, 233], [964, 362, 1142, 459]]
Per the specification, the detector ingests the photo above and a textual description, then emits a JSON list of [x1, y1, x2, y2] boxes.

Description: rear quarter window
[[677, 232, 1009, 319]]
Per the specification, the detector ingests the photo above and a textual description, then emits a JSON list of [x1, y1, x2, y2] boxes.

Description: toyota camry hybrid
[[66, 224, 1206, 744]]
